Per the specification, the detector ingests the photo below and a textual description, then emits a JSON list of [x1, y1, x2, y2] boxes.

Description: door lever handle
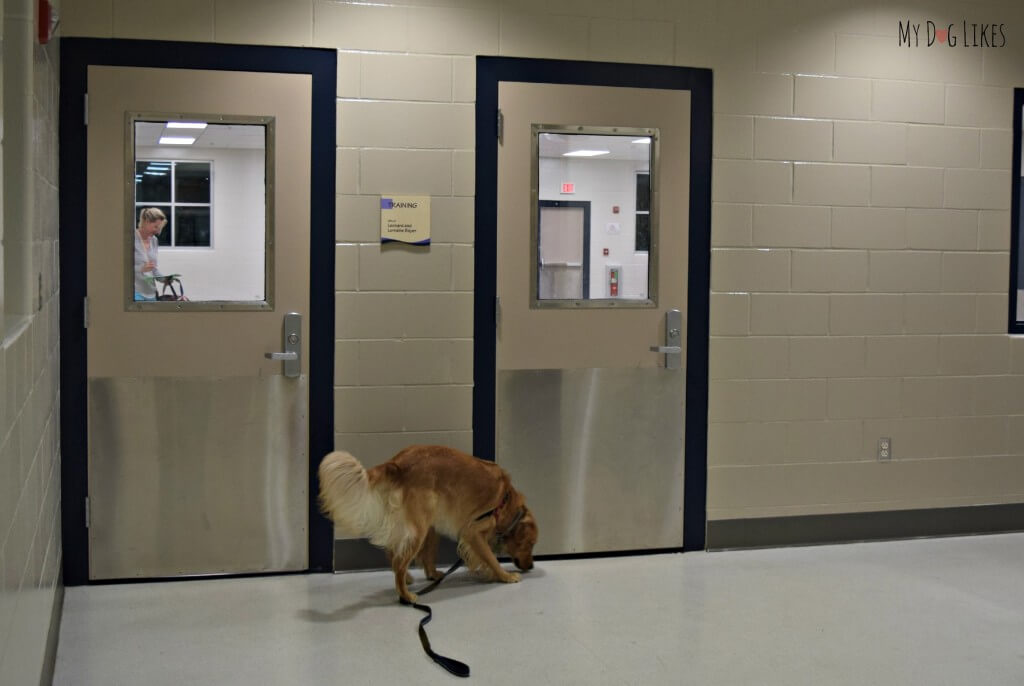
[[265, 351, 298, 361], [649, 346, 682, 354]]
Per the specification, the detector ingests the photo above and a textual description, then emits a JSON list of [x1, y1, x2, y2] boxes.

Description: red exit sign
[[560, 183, 575, 194]]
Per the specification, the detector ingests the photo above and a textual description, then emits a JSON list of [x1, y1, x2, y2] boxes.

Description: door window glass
[[533, 127, 657, 308], [128, 116, 274, 309]]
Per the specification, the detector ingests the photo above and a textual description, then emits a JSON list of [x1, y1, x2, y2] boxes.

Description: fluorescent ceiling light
[[166, 122, 208, 129], [563, 150, 610, 157], [632, 138, 651, 144], [143, 171, 167, 176], [159, 136, 196, 145]]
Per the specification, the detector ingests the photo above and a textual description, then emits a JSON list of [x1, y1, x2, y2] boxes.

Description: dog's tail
[[317, 451, 397, 547]]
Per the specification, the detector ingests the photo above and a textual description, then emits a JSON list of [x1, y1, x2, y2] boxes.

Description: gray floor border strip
[[335, 503, 1024, 564], [706, 503, 1024, 550]]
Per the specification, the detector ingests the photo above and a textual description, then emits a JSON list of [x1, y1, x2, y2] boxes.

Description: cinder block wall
[[0, 0, 63, 684], [61, 0, 1024, 515]]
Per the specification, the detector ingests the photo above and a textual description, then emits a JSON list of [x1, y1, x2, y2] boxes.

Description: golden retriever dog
[[318, 445, 539, 603]]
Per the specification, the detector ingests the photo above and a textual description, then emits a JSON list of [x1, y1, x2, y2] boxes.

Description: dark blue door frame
[[472, 56, 712, 552], [1009, 88, 1024, 333], [58, 38, 336, 584]]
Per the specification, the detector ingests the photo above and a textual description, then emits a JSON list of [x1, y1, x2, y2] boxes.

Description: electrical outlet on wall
[[878, 437, 892, 461]]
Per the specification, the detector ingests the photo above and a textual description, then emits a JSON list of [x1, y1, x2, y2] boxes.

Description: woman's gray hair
[[137, 207, 167, 228]]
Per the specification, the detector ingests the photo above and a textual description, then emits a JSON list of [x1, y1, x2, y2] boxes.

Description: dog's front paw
[[499, 571, 521, 584]]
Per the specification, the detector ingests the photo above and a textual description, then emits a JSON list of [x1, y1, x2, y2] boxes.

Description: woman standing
[[134, 207, 167, 300]]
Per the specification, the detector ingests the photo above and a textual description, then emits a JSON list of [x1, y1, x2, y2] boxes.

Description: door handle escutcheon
[[651, 309, 682, 370], [266, 312, 301, 378]]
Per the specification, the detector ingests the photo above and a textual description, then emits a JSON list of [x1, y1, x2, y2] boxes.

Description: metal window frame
[[530, 124, 659, 309]]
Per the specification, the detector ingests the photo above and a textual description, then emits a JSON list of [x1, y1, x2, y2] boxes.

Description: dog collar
[[475, 489, 511, 522], [497, 506, 526, 541]]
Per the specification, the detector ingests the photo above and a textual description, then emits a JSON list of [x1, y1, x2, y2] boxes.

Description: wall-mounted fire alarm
[[38, 0, 60, 44]]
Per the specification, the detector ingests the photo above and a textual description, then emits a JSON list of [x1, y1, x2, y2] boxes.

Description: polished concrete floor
[[54, 533, 1024, 685]]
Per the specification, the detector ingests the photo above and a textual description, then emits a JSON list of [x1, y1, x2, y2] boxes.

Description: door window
[[532, 126, 658, 308], [127, 115, 274, 309]]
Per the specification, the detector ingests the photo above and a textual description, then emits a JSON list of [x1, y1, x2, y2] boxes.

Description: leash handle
[[400, 558, 470, 678], [400, 598, 470, 678]]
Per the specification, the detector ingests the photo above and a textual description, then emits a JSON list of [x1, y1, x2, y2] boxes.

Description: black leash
[[399, 501, 528, 678], [399, 558, 470, 678]]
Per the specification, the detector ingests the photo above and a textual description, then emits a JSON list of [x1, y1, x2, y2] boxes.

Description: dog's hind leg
[[392, 529, 427, 603], [386, 551, 414, 585], [417, 527, 442, 580]]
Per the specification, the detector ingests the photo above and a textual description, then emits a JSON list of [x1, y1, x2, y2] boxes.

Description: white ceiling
[[135, 121, 266, 149], [539, 132, 652, 161]]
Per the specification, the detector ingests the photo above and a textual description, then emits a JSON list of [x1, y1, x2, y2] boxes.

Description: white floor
[[54, 533, 1024, 686]]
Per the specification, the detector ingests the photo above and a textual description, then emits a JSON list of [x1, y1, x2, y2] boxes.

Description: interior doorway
[[474, 57, 712, 553], [59, 39, 337, 584]]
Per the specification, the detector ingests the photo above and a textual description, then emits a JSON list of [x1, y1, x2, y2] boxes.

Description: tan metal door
[[86, 66, 311, 579], [496, 82, 690, 555]]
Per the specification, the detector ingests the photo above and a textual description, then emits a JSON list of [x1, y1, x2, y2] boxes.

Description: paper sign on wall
[[380, 195, 431, 245]]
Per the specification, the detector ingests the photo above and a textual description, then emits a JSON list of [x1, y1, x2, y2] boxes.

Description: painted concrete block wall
[[0, 0, 63, 683], [60, 2, 1024, 518]]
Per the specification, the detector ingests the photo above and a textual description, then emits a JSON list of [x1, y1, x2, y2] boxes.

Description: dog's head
[[503, 506, 538, 571]]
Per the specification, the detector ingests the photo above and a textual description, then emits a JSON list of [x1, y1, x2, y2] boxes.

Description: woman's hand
[[141, 260, 156, 272]]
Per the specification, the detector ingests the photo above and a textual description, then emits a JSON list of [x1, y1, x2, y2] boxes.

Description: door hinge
[[496, 108, 504, 145], [84, 93, 89, 126], [83, 296, 89, 329], [495, 295, 501, 329], [85, 497, 90, 528]]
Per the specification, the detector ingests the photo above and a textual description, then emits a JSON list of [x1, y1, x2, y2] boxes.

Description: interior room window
[[533, 126, 656, 308], [635, 172, 651, 252], [135, 160, 212, 247]]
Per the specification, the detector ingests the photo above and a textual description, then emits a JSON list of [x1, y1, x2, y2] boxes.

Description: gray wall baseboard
[[333, 537, 459, 573], [40, 578, 64, 686], [707, 503, 1024, 550]]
